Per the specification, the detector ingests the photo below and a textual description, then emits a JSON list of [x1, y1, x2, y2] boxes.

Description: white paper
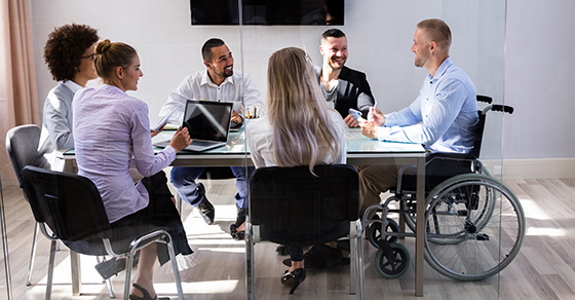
[[151, 110, 176, 132]]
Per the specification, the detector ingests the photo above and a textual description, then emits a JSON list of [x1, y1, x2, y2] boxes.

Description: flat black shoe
[[197, 183, 215, 225], [95, 258, 125, 280], [281, 268, 306, 294]]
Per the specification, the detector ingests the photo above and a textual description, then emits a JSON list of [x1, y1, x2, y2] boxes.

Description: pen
[[369, 100, 378, 121]]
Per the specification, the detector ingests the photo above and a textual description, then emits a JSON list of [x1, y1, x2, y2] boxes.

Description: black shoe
[[95, 258, 125, 280], [281, 268, 306, 294], [230, 208, 247, 240], [282, 245, 345, 269], [197, 183, 215, 225]]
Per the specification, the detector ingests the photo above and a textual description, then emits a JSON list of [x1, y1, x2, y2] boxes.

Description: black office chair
[[246, 164, 365, 299], [5, 124, 47, 287], [20, 166, 184, 300], [6, 124, 116, 298]]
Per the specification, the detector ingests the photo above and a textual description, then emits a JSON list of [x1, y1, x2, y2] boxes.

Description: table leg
[[415, 156, 425, 297]]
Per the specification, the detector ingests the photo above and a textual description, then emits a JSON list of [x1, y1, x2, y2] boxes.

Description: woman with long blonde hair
[[246, 46, 347, 293]]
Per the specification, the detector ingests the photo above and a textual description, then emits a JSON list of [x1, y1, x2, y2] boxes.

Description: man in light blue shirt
[[358, 18, 478, 214]]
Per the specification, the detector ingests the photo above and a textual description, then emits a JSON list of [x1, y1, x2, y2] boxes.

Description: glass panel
[[0, 177, 11, 300], [239, 0, 506, 298]]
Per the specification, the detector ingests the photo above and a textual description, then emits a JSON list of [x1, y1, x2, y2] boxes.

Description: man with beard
[[358, 18, 478, 215], [317, 29, 375, 127], [279, 29, 376, 267], [159, 38, 262, 239]]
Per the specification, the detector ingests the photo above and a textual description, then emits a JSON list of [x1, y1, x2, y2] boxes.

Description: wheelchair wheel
[[402, 166, 494, 233], [423, 174, 525, 281], [375, 243, 410, 279], [367, 218, 400, 248]]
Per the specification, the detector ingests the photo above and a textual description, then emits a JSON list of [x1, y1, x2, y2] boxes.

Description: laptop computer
[[154, 100, 233, 152]]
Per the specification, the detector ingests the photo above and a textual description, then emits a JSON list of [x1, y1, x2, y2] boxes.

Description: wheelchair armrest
[[395, 164, 417, 193], [426, 152, 475, 163]]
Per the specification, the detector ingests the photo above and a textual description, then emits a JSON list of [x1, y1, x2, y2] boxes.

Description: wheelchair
[[363, 96, 525, 281]]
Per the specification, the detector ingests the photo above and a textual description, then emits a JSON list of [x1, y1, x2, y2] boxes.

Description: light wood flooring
[[1, 176, 574, 299]]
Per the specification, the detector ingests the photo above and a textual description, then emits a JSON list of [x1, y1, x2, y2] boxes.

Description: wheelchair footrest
[[475, 233, 489, 241]]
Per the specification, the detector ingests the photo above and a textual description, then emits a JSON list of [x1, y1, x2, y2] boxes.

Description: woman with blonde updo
[[73, 39, 193, 300]]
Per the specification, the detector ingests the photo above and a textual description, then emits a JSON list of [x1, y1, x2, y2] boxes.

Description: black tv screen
[[190, 0, 344, 26]]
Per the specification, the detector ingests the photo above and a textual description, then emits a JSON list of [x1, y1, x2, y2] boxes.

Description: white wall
[[504, 0, 575, 160], [28, 0, 574, 163]]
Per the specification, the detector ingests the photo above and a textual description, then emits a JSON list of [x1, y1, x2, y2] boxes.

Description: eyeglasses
[[81, 53, 96, 61]]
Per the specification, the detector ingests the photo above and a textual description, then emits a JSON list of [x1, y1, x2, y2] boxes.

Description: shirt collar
[[200, 69, 234, 87], [63, 80, 83, 93], [427, 56, 453, 83]]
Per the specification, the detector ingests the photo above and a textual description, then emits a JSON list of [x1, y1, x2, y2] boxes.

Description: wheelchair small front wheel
[[367, 218, 400, 248], [374, 243, 410, 279]]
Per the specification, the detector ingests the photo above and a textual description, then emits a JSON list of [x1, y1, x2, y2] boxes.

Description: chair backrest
[[20, 166, 112, 242], [470, 96, 514, 159], [249, 164, 359, 246], [417, 96, 514, 190], [5, 124, 50, 187]]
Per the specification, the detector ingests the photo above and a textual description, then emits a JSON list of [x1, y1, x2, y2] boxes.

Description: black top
[[316, 66, 375, 118]]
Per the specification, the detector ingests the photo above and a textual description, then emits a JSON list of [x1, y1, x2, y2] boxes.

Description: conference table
[[63, 127, 427, 297]]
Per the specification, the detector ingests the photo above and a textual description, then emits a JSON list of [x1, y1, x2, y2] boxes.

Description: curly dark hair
[[43, 24, 99, 81]]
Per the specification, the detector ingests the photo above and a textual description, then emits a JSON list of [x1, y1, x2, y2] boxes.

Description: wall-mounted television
[[190, 0, 344, 26]]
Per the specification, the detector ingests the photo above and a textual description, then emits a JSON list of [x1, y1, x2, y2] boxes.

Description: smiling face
[[411, 27, 431, 68], [320, 36, 348, 71], [118, 54, 143, 91], [205, 44, 234, 85]]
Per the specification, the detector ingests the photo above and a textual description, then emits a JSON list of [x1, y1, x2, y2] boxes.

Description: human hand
[[343, 114, 360, 128], [150, 124, 166, 137], [169, 127, 192, 152], [359, 119, 378, 139], [368, 107, 386, 126], [231, 110, 243, 124]]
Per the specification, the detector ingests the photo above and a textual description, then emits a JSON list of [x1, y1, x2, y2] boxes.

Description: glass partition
[[0, 177, 11, 300], [21, 0, 511, 298], [238, 0, 507, 298]]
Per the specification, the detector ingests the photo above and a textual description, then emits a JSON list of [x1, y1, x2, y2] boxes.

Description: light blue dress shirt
[[378, 57, 478, 153]]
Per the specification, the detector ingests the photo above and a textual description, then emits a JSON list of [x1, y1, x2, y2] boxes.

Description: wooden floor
[[1, 176, 574, 299]]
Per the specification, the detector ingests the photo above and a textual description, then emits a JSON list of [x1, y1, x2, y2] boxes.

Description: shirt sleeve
[[241, 74, 265, 116], [131, 102, 176, 176], [246, 125, 264, 169], [378, 79, 468, 145], [160, 75, 192, 123], [44, 92, 74, 151], [355, 73, 376, 117]]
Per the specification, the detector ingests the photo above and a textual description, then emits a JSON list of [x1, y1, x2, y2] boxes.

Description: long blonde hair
[[267, 47, 344, 171]]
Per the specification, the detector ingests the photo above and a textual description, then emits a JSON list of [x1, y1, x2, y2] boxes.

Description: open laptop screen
[[183, 100, 232, 142]]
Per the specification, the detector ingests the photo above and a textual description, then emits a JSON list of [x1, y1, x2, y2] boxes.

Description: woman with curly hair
[[39, 23, 99, 171]]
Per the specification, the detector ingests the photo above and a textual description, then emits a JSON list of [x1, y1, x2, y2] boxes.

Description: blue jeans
[[170, 166, 252, 209]]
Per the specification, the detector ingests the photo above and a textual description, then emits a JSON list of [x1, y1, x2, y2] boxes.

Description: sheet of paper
[[151, 110, 176, 132]]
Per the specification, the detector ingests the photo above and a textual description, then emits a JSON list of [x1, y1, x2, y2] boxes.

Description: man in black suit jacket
[[317, 28, 375, 127]]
